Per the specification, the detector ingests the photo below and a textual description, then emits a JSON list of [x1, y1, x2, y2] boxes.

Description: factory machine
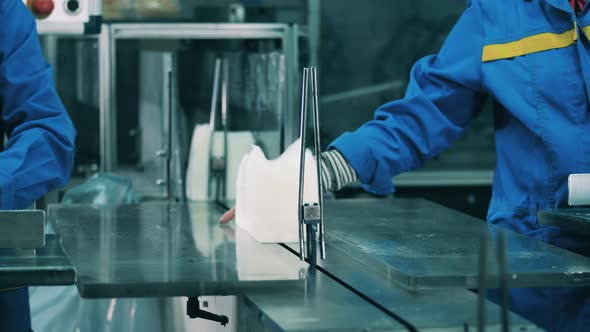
[[23, 0, 102, 34], [5, 1, 590, 331]]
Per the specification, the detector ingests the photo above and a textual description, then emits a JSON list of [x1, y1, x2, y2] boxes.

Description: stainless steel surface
[[0, 235, 76, 288], [0, 210, 45, 249], [538, 209, 590, 235], [242, 270, 408, 332], [49, 202, 310, 298], [284, 241, 541, 331], [323, 199, 590, 290], [99, 24, 116, 172], [568, 174, 590, 206]]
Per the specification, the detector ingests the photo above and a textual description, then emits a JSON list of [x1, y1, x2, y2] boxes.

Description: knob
[[31, 0, 54, 19], [65, 0, 80, 14]]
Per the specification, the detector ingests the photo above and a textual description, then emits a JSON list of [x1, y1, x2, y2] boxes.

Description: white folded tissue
[[236, 139, 320, 243]]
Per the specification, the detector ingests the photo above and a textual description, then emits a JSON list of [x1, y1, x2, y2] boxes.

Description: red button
[[32, 0, 54, 18]]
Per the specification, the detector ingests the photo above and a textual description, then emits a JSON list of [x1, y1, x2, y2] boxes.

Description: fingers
[[219, 207, 236, 224]]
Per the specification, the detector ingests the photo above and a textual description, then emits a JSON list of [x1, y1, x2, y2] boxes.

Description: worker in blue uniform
[[0, 0, 76, 331], [328, 0, 590, 330], [221, 0, 590, 330]]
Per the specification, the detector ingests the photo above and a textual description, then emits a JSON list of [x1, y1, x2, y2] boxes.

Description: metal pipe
[[297, 68, 310, 261], [310, 67, 325, 259], [165, 62, 173, 199], [221, 59, 229, 200], [477, 233, 489, 332], [208, 59, 221, 134], [207, 59, 222, 199], [497, 231, 510, 332]]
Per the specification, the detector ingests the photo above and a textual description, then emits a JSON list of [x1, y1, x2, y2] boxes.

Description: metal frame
[[98, 23, 305, 172]]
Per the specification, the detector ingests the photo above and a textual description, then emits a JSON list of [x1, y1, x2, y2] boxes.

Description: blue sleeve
[[329, 0, 486, 195], [0, 0, 76, 209]]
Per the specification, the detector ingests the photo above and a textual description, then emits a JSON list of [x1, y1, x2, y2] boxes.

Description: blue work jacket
[[0, 2, 75, 330], [330, 0, 590, 330], [0, 0, 75, 210]]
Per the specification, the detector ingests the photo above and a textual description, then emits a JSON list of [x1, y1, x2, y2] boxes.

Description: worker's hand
[[220, 207, 236, 224]]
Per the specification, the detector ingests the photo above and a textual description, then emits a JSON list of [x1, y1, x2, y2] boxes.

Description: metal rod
[[297, 68, 310, 261], [99, 24, 116, 172], [166, 67, 173, 199], [477, 233, 489, 332], [207, 59, 222, 199], [497, 231, 510, 332], [310, 67, 325, 260], [208, 59, 221, 134], [221, 59, 229, 200]]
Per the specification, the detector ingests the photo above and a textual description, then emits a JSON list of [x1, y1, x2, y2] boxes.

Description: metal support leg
[[477, 231, 510, 332], [477, 234, 489, 332], [186, 297, 229, 326]]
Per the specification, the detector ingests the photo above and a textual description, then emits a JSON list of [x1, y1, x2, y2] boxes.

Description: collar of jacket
[[542, 0, 576, 13]]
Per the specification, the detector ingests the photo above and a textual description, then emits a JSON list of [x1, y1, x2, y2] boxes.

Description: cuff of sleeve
[[328, 132, 395, 196]]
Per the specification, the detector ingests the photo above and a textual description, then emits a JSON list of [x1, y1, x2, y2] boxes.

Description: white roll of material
[[185, 124, 255, 201], [235, 139, 319, 243]]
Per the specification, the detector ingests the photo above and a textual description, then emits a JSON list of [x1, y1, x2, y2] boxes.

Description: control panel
[[22, 0, 101, 35]]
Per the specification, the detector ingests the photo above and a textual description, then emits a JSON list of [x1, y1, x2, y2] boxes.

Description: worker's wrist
[[320, 150, 359, 192]]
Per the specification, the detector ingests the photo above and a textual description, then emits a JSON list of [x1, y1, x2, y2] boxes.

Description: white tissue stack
[[235, 139, 319, 243]]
